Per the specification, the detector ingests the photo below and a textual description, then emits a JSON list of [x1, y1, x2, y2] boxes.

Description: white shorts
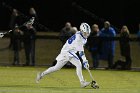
[[56, 52, 80, 62], [56, 52, 82, 69]]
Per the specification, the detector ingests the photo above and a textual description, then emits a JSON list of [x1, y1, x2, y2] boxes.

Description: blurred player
[[36, 23, 91, 88]]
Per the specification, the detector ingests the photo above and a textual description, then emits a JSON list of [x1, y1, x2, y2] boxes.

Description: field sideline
[[0, 66, 140, 93]]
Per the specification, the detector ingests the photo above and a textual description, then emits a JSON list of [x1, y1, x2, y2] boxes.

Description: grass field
[[0, 66, 140, 93]]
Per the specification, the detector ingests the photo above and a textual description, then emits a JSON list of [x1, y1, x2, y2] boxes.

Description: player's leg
[[36, 59, 67, 83], [41, 60, 67, 76], [70, 58, 91, 87]]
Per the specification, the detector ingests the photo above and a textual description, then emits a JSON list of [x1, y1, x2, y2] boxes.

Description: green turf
[[0, 66, 140, 93]]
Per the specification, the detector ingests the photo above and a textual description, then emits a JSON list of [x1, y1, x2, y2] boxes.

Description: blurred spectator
[[21, 21, 36, 66], [137, 23, 140, 45], [10, 24, 23, 65], [72, 27, 78, 33], [112, 25, 132, 70], [9, 9, 23, 29], [86, 24, 101, 69], [9, 9, 22, 48], [9, 9, 18, 29], [9, 9, 23, 65], [29, 7, 38, 29], [99, 21, 116, 69], [29, 7, 37, 18], [59, 22, 74, 45]]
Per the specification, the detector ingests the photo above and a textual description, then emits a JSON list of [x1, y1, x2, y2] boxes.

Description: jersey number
[[68, 35, 76, 44]]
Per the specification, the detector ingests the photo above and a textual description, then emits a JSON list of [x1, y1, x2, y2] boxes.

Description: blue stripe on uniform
[[80, 32, 86, 40], [69, 52, 79, 60], [79, 51, 84, 57]]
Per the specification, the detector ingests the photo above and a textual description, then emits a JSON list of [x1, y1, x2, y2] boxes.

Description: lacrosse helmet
[[80, 23, 91, 38]]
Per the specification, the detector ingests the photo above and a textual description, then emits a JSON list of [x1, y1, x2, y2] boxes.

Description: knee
[[53, 66, 61, 71], [76, 63, 82, 70]]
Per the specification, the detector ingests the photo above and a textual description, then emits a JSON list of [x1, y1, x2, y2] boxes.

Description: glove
[[83, 61, 89, 69]]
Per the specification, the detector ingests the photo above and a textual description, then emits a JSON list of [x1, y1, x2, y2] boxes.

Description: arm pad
[[79, 51, 87, 62]]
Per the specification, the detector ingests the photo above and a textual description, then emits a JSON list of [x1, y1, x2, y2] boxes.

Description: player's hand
[[83, 61, 89, 69], [0, 33, 4, 38]]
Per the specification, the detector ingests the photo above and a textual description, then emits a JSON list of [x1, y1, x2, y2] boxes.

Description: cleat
[[81, 81, 91, 88], [36, 72, 42, 83]]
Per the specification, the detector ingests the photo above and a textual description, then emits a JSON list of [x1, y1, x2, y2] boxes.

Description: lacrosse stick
[[0, 17, 35, 38], [87, 68, 99, 89], [0, 30, 12, 38]]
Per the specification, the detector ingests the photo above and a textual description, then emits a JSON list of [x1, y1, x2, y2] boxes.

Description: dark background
[[0, 0, 139, 33]]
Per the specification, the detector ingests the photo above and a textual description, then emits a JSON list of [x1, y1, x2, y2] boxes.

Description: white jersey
[[61, 31, 87, 53]]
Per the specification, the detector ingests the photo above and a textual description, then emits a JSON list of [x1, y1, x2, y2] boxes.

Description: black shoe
[[23, 64, 29, 66], [12, 63, 16, 66], [105, 67, 113, 70], [124, 67, 131, 70], [30, 64, 35, 66]]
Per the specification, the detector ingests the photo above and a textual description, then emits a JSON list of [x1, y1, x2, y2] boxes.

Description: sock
[[76, 67, 84, 83]]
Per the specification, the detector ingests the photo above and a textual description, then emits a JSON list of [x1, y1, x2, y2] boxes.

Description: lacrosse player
[[36, 23, 91, 88]]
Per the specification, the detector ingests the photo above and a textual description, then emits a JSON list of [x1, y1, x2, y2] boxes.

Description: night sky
[[0, 0, 139, 33]]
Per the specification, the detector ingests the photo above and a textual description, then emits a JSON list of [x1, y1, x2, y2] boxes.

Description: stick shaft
[[87, 68, 94, 80], [3, 30, 12, 34], [87, 68, 99, 85]]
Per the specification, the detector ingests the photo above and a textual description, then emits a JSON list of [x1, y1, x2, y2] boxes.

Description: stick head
[[27, 17, 35, 25], [91, 80, 99, 89], [0, 33, 4, 38]]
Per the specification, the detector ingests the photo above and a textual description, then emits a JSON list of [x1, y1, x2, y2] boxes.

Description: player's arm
[[79, 51, 89, 69]]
